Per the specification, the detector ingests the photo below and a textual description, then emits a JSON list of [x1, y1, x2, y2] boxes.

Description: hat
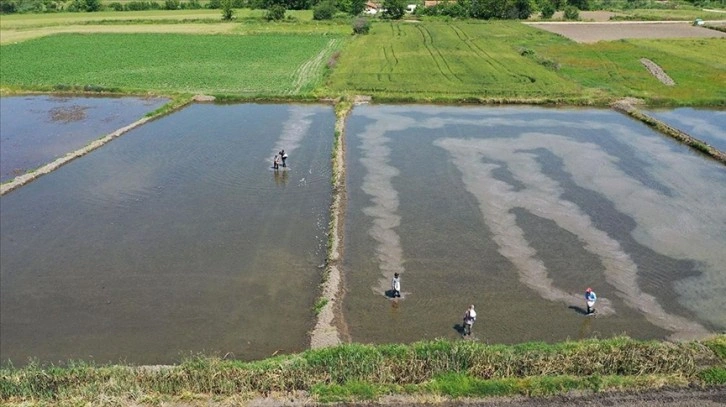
[[586, 287, 592, 292], [394, 273, 399, 277]]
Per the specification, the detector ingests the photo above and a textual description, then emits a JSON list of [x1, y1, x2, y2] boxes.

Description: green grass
[[613, 8, 726, 21], [536, 37, 726, 105], [1, 336, 723, 405], [325, 21, 592, 102], [0, 9, 314, 29], [324, 20, 726, 105], [0, 33, 343, 95]]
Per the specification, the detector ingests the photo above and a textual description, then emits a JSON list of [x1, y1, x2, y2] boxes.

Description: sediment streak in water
[[354, 106, 723, 339], [271, 106, 314, 163]]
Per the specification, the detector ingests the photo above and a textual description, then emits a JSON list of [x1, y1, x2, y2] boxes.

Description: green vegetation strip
[[2, 335, 724, 404], [0, 32, 344, 96]]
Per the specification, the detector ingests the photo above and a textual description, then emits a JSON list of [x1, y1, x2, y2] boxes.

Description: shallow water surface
[[0, 95, 169, 183], [645, 108, 726, 152], [0, 103, 333, 366], [343, 105, 726, 345]]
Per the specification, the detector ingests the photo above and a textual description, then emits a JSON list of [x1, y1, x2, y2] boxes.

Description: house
[[424, 0, 456, 6], [365, 1, 380, 14]]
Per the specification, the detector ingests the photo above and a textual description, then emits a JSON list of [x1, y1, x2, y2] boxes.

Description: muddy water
[[0, 95, 169, 183], [343, 105, 725, 345], [645, 108, 726, 152], [0, 103, 333, 366]]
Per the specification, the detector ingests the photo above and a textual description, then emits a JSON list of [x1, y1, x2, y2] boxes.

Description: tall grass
[[2, 335, 723, 404]]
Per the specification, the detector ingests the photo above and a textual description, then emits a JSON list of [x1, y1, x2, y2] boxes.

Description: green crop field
[[539, 38, 726, 105], [325, 21, 592, 102], [0, 33, 343, 95], [324, 20, 726, 105]]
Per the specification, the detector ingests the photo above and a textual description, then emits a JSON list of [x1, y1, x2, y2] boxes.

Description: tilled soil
[[525, 21, 726, 43]]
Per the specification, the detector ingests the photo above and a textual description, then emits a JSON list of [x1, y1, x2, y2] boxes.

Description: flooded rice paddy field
[[0, 95, 168, 183], [645, 108, 726, 152], [1, 100, 724, 366], [0, 103, 334, 365], [343, 105, 726, 345]]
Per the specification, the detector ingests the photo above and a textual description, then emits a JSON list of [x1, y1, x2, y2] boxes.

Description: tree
[[83, 0, 101, 11], [383, 0, 405, 19], [266, 3, 286, 19], [349, 0, 365, 15], [221, 0, 235, 19], [511, 0, 533, 19], [540, 0, 555, 18], [313, 0, 336, 19]]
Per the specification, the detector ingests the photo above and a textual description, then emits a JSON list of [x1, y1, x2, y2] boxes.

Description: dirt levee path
[[526, 21, 726, 43]]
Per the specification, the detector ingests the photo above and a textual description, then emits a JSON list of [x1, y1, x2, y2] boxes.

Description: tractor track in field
[[449, 24, 532, 84], [291, 39, 340, 95], [415, 24, 461, 83]]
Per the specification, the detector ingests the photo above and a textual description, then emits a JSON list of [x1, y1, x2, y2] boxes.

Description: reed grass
[[2, 335, 723, 405]]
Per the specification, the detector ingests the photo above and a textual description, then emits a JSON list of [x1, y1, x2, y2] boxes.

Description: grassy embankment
[[1, 335, 724, 405]]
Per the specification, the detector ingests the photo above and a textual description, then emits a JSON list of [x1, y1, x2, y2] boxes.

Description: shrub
[[124, 1, 160, 10], [313, 0, 336, 20], [540, 0, 555, 18], [164, 0, 179, 8], [563, 5, 578, 20], [181, 0, 202, 8], [108, 1, 123, 10], [352, 17, 370, 34], [567, 0, 587, 11], [266, 3, 286, 20], [0, 0, 18, 13], [221, 0, 234, 19]]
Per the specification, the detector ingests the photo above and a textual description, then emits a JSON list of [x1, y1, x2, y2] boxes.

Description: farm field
[[538, 37, 726, 104], [0, 33, 343, 95], [527, 21, 726, 43], [325, 21, 591, 101], [0, 10, 348, 44], [325, 20, 726, 104]]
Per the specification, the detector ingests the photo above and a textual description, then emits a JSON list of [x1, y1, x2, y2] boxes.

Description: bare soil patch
[[526, 21, 726, 43]]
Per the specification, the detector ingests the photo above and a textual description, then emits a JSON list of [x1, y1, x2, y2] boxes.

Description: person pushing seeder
[[585, 287, 597, 315]]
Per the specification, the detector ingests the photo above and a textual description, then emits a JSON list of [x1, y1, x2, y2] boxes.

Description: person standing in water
[[273, 154, 280, 170], [585, 287, 597, 315], [391, 272, 401, 298], [279, 149, 288, 167], [463, 304, 476, 336]]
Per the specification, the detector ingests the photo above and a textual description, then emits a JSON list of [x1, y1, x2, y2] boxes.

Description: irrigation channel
[[1, 99, 724, 366]]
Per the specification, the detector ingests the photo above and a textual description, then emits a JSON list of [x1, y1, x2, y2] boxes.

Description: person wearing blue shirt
[[585, 287, 597, 315]]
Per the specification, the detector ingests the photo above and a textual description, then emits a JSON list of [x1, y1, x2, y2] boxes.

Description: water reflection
[[344, 105, 725, 345], [645, 108, 726, 152], [273, 168, 290, 186], [0, 95, 168, 183], [0, 103, 334, 366]]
